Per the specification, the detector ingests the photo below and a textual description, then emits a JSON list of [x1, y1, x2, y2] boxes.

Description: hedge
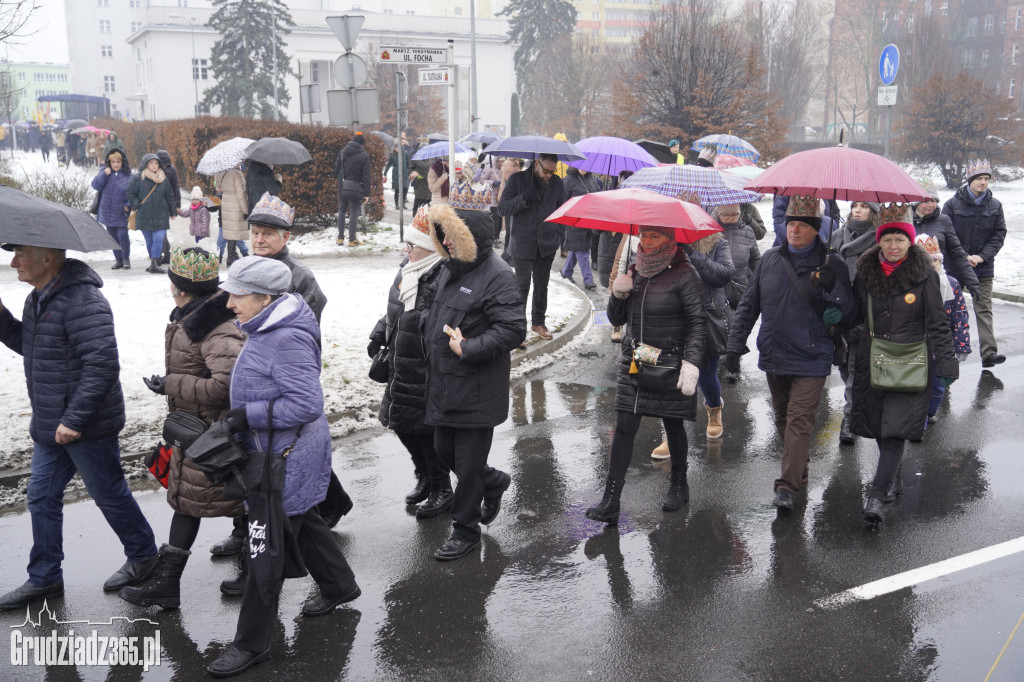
[[93, 116, 386, 226]]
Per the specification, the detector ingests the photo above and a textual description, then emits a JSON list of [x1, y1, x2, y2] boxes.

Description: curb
[[994, 290, 1024, 304], [513, 279, 594, 368]]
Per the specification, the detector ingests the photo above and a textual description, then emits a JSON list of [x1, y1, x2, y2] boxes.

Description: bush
[[93, 117, 386, 227], [23, 170, 93, 211]]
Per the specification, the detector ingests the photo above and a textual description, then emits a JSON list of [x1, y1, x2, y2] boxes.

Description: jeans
[[339, 190, 364, 241], [433, 426, 505, 542], [561, 250, 594, 285], [514, 251, 556, 327], [217, 225, 247, 259], [27, 436, 157, 585], [973, 277, 997, 358], [106, 224, 130, 261], [142, 229, 166, 259], [928, 375, 946, 416], [765, 374, 827, 492], [698, 354, 722, 407]]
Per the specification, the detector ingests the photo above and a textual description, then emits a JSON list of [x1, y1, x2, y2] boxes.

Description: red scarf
[[879, 253, 904, 276]]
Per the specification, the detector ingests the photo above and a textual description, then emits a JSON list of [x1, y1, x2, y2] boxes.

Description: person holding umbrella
[[127, 153, 179, 274]]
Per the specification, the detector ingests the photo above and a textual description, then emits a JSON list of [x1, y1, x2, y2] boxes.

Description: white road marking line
[[815, 536, 1024, 610]]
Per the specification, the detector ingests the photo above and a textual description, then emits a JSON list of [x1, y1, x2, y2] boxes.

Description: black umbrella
[[0, 185, 120, 251], [244, 137, 312, 166], [62, 118, 88, 131], [370, 130, 395, 148], [634, 139, 675, 164]]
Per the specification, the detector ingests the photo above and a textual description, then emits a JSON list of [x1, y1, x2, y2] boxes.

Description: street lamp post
[[169, 14, 199, 116]]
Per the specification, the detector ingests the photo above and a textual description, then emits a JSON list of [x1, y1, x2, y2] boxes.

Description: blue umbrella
[[460, 131, 503, 147], [690, 134, 760, 163], [411, 140, 471, 160], [484, 135, 586, 162]]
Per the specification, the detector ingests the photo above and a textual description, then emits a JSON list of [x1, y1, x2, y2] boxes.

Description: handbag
[[705, 306, 729, 356], [185, 419, 248, 486], [128, 181, 158, 231], [88, 190, 101, 215], [162, 410, 209, 450], [368, 312, 400, 383], [867, 297, 929, 393], [145, 443, 174, 488], [631, 342, 682, 392]]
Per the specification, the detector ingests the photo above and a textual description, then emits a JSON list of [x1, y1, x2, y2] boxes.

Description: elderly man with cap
[[941, 161, 1006, 368], [0, 244, 158, 610], [726, 195, 857, 510], [208, 256, 360, 677]]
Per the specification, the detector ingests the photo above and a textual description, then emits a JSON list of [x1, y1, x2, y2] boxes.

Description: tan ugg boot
[[651, 438, 670, 460], [706, 401, 724, 439]]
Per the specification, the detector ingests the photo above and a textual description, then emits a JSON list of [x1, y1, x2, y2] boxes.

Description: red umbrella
[[745, 146, 929, 203], [545, 188, 721, 244], [714, 153, 756, 169]]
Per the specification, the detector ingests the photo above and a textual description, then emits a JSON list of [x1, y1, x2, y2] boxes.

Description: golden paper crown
[[675, 190, 702, 207], [170, 247, 220, 282], [786, 194, 820, 219], [964, 159, 992, 182], [878, 202, 912, 226], [448, 181, 492, 212]]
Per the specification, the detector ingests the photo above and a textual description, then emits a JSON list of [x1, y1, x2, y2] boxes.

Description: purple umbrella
[[568, 136, 659, 176]]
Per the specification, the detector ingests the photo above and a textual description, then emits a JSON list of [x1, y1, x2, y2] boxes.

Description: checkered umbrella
[[690, 134, 761, 162], [411, 140, 471, 160], [621, 164, 762, 207]]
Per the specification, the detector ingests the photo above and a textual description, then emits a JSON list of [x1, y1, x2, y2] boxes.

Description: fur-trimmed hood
[[856, 243, 934, 299], [176, 290, 236, 343], [428, 203, 492, 264], [690, 231, 723, 255]]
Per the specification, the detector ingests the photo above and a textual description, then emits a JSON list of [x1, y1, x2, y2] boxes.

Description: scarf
[[143, 167, 166, 184], [966, 185, 986, 205], [788, 242, 816, 257], [399, 253, 442, 311], [879, 252, 904, 276], [635, 241, 677, 279], [839, 219, 878, 260], [430, 159, 449, 197]]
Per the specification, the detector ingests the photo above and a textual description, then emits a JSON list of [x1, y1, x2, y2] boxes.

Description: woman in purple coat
[[91, 148, 133, 269], [206, 257, 359, 678]]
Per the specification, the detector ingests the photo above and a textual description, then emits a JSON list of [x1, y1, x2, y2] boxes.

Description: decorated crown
[[915, 234, 943, 260], [786, 194, 821, 219], [247, 192, 295, 228], [698, 143, 718, 161], [411, 205, 431, 235], [675, 190, 702, 207], [448, 181, 492, 212], [170, 247, 220, 282], [916, 177, 939, 201], [965, 159, 992, 181], [878, 202, 912, 226]]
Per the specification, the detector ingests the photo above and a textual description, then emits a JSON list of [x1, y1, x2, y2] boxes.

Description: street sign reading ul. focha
[[379, 46, 448, 64], [418, 68, 450, 86], [879, 44, 900, 86]]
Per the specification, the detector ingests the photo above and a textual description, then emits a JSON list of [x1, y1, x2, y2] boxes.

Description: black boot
[[220, 542, 247, 597], [405, 473, 429, 505], [586, 476, 624, 525], [884, 466, 904, 503], [662, 467, 689, 512], [863, 496, 885, 525], [111, 257, 124, 270], [118, 544, 190, 609], [839, 416, 855, 445], [416, 479, 453, 519], [148, 258, 165, 274], [122, 258, 130, 270]]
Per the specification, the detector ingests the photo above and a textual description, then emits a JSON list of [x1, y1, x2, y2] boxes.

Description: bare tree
[[0, 0, 39, 46]]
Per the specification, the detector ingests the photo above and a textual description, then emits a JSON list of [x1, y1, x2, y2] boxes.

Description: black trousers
[[233, 508, 357, 653], [433, 426, 505, 542], [339, 190, 364, 241], [395, 429, 449, 486], [608, 411, 689, 479], [412, 196, 429, 215], [514, 251, 556, 327], [490, 207, 502, 242], [869, 437, 905, 500]]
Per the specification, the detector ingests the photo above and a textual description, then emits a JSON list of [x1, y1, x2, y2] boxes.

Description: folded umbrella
[[690, 134, 761, 163], [484, 135, 585, 162], [197, 137, 255, 176], [244, 137, 312, 166], [622, 164, 762, 207], [0, 185, 120, 251], [411, 140, 471, 160], [745, 146, 930, 203], [545, 187, 721, 244], [568, 136, 659, 176]]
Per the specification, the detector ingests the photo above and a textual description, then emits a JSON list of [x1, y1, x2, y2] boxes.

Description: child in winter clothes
[[918, 235, 970, 424], [178, 186, 211, 243]]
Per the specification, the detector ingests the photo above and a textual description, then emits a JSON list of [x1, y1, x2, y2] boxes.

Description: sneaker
[[336, 238, 346, 246], [349, 238, 367, 246]]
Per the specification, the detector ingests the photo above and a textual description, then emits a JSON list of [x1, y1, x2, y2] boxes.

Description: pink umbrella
[[746, 146, 929, 203], [714, 153, 755, 169]]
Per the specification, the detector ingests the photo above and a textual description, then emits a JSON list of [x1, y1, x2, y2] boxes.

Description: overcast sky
[[4, 0, 69, 65]]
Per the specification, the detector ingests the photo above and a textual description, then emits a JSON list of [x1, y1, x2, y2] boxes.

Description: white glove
[[677, 360, 699, 396], [611, 273, 634, 299]]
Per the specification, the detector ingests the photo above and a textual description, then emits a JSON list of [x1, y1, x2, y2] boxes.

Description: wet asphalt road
[[1, 292, 1023, 681]]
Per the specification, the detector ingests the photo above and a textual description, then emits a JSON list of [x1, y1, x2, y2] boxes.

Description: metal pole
[[470, 0, 478, 133], [884, 105, 891, 158], [397, 70, 406, 240], [448, 40, 456, 177], [272, 15, 279, 119]]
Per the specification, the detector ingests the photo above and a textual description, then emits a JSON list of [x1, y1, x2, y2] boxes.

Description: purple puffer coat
[[230, 293, 332, 516]]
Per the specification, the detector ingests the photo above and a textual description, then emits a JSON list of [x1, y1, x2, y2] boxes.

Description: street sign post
[[378, 46, 448, 64], [299, 84, 321, 115], [326, 15, 364, 52], [879, 44, 900, 159], [418, 68, 450, 86], [877, 85, 898, 107], [324, 15, 379, 128], [326, 89, 380, 126], [333, 53, 368, 89]]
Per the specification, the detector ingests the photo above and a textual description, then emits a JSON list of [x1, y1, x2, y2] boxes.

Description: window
[[941, 2, 949, 17], [310, 61, 319, 83], [1015, 45, 1020, 64], [592, 11, 599, 20], [101, 45, 112, 58], [907, 12, 914, 33], [192, 58, 208, 80], [99, 19, 111, 34], [1017, 9, 1022, 30], [130, 0, 140, 7], [454, 6, 462, 14], [103, 76, 115, 93], [881, 11, 887, 30], [968, 17, 978, 37], [1009, 79, 1016, 98], [177, 0, 189, 6], [97, 0, 108, 6], [985, 15, 994, 35], [131, 21, 142, 33], [982, 49, 990, 67]]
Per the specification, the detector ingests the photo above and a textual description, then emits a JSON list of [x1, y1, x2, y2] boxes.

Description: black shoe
[[863, 497, 885, 525], [434, 537, 481, 562], [206, 645, 271, 678], [982, 353, 1006, 368], [103, 554, 159, 592], [111, 259, 124, 270], [839, 416, 855, 445], [585, 282, 598, 290], [662, 467, 689, 512], [147, 258, 165, 274], [405, 474, 429, 505], [220, 541, 248, 597], [416, 484, 453, 519], [122, 259, 131, 270], [0, 580, 64, 611], [210, 534, 244, 557], [480, 471, 512, 525], [772, 488, 794, 510], [301, 584, 361, 617], [586, 476, 624, 525], [724, 370, 738, 383], [118, 544, 190, 610], [884, 468, 904, 503]]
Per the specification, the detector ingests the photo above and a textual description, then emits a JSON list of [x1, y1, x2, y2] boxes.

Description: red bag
[[146, 442, 174, 488]]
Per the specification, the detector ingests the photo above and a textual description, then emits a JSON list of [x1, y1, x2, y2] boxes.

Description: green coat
[[127, 171, 177, 231]]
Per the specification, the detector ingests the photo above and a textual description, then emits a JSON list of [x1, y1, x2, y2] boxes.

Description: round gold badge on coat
[[904, 293, 917, 304]]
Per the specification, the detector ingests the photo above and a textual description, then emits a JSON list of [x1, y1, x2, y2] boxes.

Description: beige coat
[[216, 168, 249, 241], [427, 165, 449, 205]]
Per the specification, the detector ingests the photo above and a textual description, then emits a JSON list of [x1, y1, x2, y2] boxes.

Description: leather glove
[[611, 273, 634, 299], [143, 374, 166, 395], [367, 339, 382, 358], [822, 305, 843, 326], [968, 286, 980, 299], [939, 377, 957, 388], [811, 265, 837, 292], [724, 351, 741, 375], [677, 360, 700, 396], [680, 242, 694, 255], [226, 407, 249, 434]]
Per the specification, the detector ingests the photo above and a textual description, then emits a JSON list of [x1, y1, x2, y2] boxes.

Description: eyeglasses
[[537, 164, 557, 176], [718, 212, 740, 218]]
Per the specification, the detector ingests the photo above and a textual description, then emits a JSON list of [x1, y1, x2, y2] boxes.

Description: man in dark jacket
[[561, 166, 602, 289], [156, 150, 181, 265], [726, 196, 857, 510], [941, 160, 1007, 367], [422, 194, 526, 561], [0, 246, 158, 610], [913, 177, 979, 294], [497, 154, 566, 340], [245, 161, 282, 215], [383, 137, 411, 209], [772, 195, 837, 246], [335, 132, 372, 247]]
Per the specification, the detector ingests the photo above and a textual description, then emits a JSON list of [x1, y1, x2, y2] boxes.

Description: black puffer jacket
[[0, 259, 125, 443], [422, 205, 527, 428], [688, 233, 734, 356], [850, 245, 958, 441], [245, 161, 282, 214], [497, 168, 566, 259], [607, 247, 707, 420], [597, 231, 623, 276], [373, 259, 444, 434], [561, 169, 602, 251], [941, 186, 1006, 280], [335, 140, 372, 195], [913, 206, 980, 290], [156, 150, 181, 207], [126, 168, 177, 232], [720, 219, 759, 309]]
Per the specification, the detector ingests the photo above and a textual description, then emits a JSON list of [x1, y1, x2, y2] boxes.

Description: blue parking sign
[[879, 44, 900, 86]]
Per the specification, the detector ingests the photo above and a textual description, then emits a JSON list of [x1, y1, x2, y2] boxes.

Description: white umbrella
[[197, 137, 255, 176]]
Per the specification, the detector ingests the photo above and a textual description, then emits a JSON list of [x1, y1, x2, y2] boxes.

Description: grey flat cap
[[220, 256, 292, 295]]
